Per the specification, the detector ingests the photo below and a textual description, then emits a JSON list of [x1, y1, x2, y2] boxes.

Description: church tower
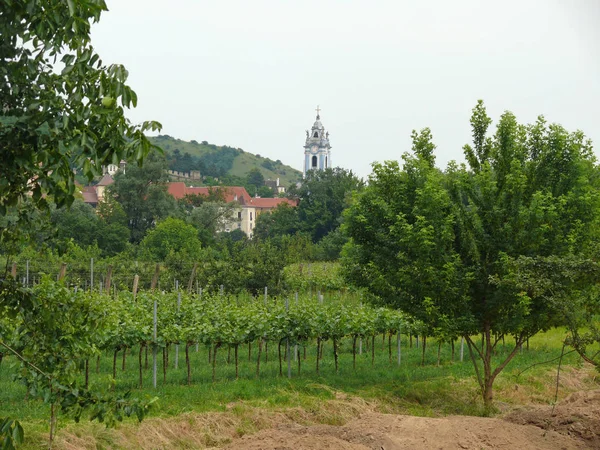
[[303, 106, 331, 178]]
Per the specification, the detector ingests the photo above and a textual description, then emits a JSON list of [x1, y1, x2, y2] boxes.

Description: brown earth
[[55, 389, 600, 450], [219, 412, 590, 450], [219, 391, 600, 450], [505, 389, 600, 449]]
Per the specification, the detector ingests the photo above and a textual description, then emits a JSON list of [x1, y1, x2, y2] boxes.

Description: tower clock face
[[311, 145, 318, 153]]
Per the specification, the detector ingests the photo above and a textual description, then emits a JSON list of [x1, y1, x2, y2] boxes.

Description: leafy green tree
[[246, 168, 265, 195], [110, 153, 178, 243], [253, 204, 300, 240], [141, 217, 202, 261], [0, 0, 160, 225], [343, 101, 600, 410], [186, 201, 240, 245], [50, 199, 98, 247], [291, 168, 364, 242]]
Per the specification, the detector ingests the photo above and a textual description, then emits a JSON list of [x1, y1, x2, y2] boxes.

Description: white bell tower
[[303, 106, 332, 178]]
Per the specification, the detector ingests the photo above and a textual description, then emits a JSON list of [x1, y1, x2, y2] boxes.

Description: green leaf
[[12, 423, 23, 445]]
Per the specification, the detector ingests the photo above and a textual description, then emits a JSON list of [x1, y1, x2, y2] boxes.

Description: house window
[[250, 212, 253, 221], [312, 155, 317, 168], [313, 131, 319, 138], [238, 211, 242, 220], [325, 156, 327, 168]]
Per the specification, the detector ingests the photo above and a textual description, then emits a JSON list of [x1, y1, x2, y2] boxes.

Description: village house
[[167, 182, 295, 237]]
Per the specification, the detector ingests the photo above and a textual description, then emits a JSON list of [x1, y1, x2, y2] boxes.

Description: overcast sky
[[91, 0, 600, 179]]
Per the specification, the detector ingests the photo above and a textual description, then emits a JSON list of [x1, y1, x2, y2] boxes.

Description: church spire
[[303, 107, 331, 178]]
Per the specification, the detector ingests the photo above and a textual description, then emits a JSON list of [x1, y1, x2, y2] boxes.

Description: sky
[[91, 0, 600, 180]]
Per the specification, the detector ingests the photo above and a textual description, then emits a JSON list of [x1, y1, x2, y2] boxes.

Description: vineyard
[[1, 278, 415, 387], [2, 276, 598, 449]]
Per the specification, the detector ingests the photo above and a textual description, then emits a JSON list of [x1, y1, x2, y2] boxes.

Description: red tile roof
[[81, 186, 98, 204], [250, 197, 297, 208], [167, 183, 296, 210], [97, 174, 114, 186], [168, 183, 254, 205], [167, 182, 187, 199]]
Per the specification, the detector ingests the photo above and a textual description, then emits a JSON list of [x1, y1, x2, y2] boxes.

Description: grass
[[1, 327, 597, 449], [149, 135, 302, 187]]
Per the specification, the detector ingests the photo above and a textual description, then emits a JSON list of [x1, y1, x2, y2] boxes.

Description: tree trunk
[[421, 335, 427, 366], [316, 338, 321, 375], [186, 342, 191, 386], [212, 343, 218, 382], [122, 346, 127, 371], [451, 340, 455, 361], [333, 337, 339, 374], [278, 340, 282, 377], [145, 345, 148, 370], [112, 348, 118, 385], [388, 333, 392, 364], [139, 344, 144, 388], [84, 359, 89, 389], [235, 344, 239, 380], [371, 335, 375, 366], [248, 342, 252, 361], [96, 355, 100, 374], [265, 340, 268, 363], [297, 345, 301, 375], [49, 388, 57, 446], [256, 338, 262, 377], [162, 347, 167, 385], [465, 326, 525, 413], [437, 341, 441, 366], [352, 336, 357, 370]]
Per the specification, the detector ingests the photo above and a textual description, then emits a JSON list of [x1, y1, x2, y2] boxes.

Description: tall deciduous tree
[[110, 153, 178, 243], [291, 168, 364, 242], [343, 101, 600, 410], [0, 0, 160, 227]]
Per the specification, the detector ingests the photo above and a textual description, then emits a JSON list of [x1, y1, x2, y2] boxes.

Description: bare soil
[[219, 391, 600, 450], [55, 389, 600, 449]]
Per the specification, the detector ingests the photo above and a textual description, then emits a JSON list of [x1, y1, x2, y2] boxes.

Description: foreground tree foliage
[[1, 1, 162, 445], [343, 101, 600, 410], [0, 0, 161, 231]]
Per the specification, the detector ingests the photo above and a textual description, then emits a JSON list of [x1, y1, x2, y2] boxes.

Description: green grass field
[[1, 327, 596, 448]]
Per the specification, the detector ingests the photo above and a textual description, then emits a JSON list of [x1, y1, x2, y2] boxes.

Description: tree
[[253, 203, 300, 240], [0, 0, 160, 227], [141, 217, 202, 261], [246, 168, 265, 195], [291, 168, 364, 242], [50, 199, 99, 248], [110, 152, 178, 243], [343, 101, 600, 410], [186, 201, 240, 244]]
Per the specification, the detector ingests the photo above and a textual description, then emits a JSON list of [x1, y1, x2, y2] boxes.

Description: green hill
[[149, 135, 302, 188]]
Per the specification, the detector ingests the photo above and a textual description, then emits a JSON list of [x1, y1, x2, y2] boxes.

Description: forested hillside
[[149, 135, 302, 187]]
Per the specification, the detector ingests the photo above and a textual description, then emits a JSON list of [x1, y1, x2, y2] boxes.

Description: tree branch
[[0, 340, 51, 380]]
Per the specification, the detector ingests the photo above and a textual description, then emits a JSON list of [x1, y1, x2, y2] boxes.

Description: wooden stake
[[132, 274, 139, 300], [187, 262, 198, 293], [151, 264, 160, 291], [58, 263, 67, 281]]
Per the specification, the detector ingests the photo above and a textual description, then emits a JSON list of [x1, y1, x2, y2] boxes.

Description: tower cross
[[315, 105, 321, 116]]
